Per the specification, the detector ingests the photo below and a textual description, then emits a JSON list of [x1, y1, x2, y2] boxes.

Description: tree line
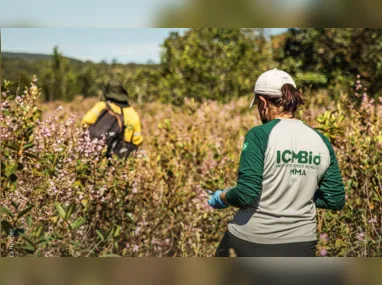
[[2, 28, 381, 104]]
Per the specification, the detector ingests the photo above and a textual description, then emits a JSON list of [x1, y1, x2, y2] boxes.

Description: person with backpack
[[82, 79, 143, 158], [208, 68, 345, 257]]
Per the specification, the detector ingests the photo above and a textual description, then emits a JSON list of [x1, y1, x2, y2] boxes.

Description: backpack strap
[[118, 105, 126, 141], [117, 104, 134, 144], [119, 106, 124, 126], [105, 101, 134, 144], [119, 106, 135, 144], [105, 101, 124, 132], [105, 101, 112, 111]]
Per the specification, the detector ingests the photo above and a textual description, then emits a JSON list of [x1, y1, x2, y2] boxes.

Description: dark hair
[[266, 84, 304, 114]]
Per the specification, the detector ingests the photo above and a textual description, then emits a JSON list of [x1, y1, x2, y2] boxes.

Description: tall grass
[[1, 77, 381, 256]]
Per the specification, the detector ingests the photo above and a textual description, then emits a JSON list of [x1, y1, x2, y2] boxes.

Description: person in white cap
[[208, 68, 345, 257]]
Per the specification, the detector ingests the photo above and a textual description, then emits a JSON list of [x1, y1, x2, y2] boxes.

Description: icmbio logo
[[276, 150, 321, 165]]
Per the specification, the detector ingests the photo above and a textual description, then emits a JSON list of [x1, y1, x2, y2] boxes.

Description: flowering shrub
[[313, 77, 382, 257], [1, 77, 381, 256]]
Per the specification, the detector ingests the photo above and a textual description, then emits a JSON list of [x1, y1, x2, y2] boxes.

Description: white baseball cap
[[250, 68, 296, 108]]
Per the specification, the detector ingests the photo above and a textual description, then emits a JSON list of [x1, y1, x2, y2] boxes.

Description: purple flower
[[357, 232, 365, 241], [319, 248, 328, 256], [319, 233, 329, 242]]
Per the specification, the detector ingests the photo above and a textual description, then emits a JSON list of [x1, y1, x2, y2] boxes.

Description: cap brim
[[249, 96, 256, 109]]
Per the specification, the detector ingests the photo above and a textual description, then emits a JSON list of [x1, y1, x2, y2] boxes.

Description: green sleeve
[[314, 135, 345, 210], [226, 128, 267, 208]]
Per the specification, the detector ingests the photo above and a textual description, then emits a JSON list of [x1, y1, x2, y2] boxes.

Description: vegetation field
[[1, 28, 381, 257], [1, 76, 381, 257]]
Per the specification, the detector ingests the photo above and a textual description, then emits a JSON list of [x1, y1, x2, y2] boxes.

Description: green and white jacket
[[226, 118, 345, 244]]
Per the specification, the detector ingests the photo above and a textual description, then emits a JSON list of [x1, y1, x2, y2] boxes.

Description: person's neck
[[273, 113, 294, 120]]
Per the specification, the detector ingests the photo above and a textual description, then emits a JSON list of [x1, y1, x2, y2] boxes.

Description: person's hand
[[208, 190, 229, 209]]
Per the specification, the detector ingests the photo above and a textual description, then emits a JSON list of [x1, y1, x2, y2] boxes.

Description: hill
[[1, 51, 159, 99], [2, 51, 84, 64]]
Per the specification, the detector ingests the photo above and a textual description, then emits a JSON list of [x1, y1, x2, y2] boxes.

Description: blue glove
[[208, 190, 229, 209]]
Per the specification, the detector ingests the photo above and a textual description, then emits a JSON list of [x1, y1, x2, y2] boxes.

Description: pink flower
[[357, 232, 365, 241], [319, 248, 328, 256], [134, 226, 141, 235], [132, 245, 139, 252], [368, 218, 377, 224], [319, 233, 329, 242]]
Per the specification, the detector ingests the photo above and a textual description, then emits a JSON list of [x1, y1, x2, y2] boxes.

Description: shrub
[[1, 77, 380, 256]]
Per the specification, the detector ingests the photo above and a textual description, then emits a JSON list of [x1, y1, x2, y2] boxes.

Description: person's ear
[[258, 96, 267, 108]]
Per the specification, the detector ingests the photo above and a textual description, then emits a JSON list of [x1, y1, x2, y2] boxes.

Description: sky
[[0, 0, 315, 28], [1, 29, 190, 64], [1, 28, 287, 64], [0, 0, 182, 28]]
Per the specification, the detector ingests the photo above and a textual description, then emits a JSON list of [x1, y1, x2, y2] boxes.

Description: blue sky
[[2, 29, 189, 63], [2, 28, 287, 64]]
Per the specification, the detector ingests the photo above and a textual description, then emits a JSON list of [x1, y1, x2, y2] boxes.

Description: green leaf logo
[[242, 142, 249, 151]]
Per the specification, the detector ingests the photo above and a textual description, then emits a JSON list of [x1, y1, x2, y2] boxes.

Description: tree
[[273, 28, 382, 97], [160, 28, 273, 104]]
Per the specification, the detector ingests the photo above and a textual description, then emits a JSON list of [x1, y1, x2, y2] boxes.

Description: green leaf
[[26, 216, 33, 227], [70, 241, 82, 247], [65, 202, 76, 220], [114, 225, 122, 237], [1, 220, 13, 234], [54, 202, 66, 220], [34, 226, 43, 238], [23, 143, 35, 150], [335, 239, 343, 249], [21, 244, 36, 254], [11, 201, 19, 210], [6, 163, 17, 176], [105, 228, 114, 241], [0, 207, 14, 218], [0, 161, 5, 172], [21, 234, 36, 249], [71, 217, 86, 230], [14, 228, 25, 236], [23, 152, 39, 160], [74, 180, 83, 189], [17, 205, 34, 220], [96, 230, 104, 241]]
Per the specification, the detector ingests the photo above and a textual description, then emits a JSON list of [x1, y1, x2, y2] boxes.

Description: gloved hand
[[208, 190, 229, 209]]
